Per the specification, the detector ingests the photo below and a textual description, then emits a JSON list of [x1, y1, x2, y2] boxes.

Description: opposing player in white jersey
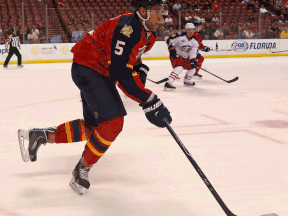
[[164, 23, 210, 90]]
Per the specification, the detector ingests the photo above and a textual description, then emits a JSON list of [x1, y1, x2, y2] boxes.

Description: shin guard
[[83, 116, 124, 166]]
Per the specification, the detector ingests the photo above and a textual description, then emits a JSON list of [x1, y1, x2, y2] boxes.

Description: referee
[[3, 29, 23, 68]]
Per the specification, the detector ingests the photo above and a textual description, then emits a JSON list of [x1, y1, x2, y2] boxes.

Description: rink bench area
[[0, 39, 288, 65]]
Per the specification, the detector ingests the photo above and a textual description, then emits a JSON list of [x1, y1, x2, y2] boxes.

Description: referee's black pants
[[4, 47, 22, 66]]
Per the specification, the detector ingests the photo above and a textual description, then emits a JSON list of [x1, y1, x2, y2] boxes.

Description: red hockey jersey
[[193, 32, 204, 49], [71, 13, 156, 103]]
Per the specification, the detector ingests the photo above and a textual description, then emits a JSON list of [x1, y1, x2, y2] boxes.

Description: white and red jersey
[[166, 32, 204, 59]]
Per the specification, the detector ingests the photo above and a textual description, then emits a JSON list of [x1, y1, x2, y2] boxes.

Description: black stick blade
[[227, 76, 239, 83]]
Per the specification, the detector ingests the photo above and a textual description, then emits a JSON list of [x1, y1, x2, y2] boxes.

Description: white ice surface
[[0, 57, 288, 216]]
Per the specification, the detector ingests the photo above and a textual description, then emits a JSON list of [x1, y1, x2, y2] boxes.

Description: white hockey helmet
[[185, 23, 196, 31]]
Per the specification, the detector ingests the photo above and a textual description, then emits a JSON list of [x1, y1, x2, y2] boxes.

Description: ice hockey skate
[[17, 127, 56, 162], [193, 72, 202, 79], [184, 76, 195, 86], [164, 82, 176, 91], [70, 160, 91, 195], [17, 65, 24, 68]]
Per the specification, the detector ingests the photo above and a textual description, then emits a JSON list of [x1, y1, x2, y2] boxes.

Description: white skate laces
[[79, 166, 90, 181]]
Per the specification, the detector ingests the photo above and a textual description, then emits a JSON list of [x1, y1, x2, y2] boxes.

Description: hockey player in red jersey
[[17, 0, 172, 195], [165, 23, 210, 90]]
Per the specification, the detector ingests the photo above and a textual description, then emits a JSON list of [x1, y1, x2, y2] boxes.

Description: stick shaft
[[147, 77, 168, 84], [271, 50, 288, 53], [164, 119, 237, 216]]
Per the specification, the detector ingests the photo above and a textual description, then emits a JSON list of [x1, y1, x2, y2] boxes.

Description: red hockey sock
[[82, 116, 124, 166], [196, 55, 204, 72], [55, 119, 91, 143]]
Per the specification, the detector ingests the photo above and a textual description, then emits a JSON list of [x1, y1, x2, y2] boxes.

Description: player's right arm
[[166, 33, 179, 58], [109, 21, 172, 128], [109, 22, 154, 103], [166, 32, 185, 58], [166, 32, 181, 47]]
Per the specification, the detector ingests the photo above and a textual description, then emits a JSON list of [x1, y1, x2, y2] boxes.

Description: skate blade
[[70, 177, 85, 195], [17, 129, 30, 162], [184, 84, 195, 86], [164, 88, 175, 91]]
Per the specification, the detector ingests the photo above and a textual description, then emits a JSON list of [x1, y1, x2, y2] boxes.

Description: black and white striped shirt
[[5, 34, 21, 49]]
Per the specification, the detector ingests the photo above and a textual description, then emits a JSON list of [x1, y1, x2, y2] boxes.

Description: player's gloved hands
[[202, 46, 210, 52], [190, 58, 197, 68], [169, 48, 177, 58], [139, 95, 172, 128], [133, 64, 149, 85]]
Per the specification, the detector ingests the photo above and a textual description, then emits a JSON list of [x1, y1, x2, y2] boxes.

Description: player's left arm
[[133, 32, 156, 85]]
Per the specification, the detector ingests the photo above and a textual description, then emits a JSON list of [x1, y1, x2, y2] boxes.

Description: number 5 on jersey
[[115, 40, 126, 55]]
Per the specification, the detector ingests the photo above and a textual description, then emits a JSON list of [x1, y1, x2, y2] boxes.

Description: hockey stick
[[208, 43, 237, 52], [147, 67, 239, 85], [200, 68, 239, 83], [209, 47, 233, 52], [267, 49, 288, 53], [147, 77, 168, 84], [178, 56, 239, 83], [163, 118, 278, 216]]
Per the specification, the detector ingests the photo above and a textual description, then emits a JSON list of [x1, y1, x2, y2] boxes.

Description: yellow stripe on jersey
[[65, 122, 73, 143], [87, 140, 104, 156], [127, 64, 133, 69], [132, 72, 137, 76]]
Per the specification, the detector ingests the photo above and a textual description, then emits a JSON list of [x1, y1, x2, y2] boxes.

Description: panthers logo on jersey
[[181, 45, 192, 53], [121, 24, 133, 38]]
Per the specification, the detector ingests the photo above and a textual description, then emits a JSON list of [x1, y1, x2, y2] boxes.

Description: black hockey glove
[[202, 46, 210, 52], [140, 95, 172, 128], [133, 64, 149, 85], [169, 48, 177, 58], [190, 59, 198, 69]]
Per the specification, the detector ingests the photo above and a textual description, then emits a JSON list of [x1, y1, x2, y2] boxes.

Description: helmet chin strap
[[136, 10, 151, 31]]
